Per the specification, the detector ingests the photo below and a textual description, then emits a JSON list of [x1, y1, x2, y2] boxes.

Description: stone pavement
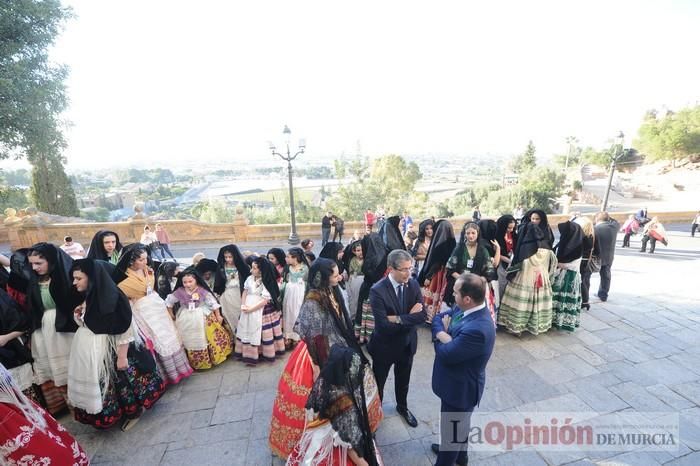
[[58, 227, 700, 465]]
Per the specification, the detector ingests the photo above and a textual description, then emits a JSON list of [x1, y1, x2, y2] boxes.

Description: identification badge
[[467, 259, 474, 269], [146, 286, 153, 296], [188, 301, 196, 311]]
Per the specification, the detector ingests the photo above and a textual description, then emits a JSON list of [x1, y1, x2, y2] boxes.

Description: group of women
[[410, 209, 595, 337]]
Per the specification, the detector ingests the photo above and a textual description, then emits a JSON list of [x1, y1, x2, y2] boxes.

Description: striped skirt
[[261, 303, 285, 361], [354, 299, 375, 344], [552, 268, 582, 332], [498, 271, 553, 335]]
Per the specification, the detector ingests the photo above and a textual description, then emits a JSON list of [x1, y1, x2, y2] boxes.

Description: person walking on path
[[331, 215, 345, 243], [639, 217, 669, 254], [430, 273, 496, 466], [155, 224, 176, 260], [594, 211, 619, 302], [472, 205, 482, 223], [691, 211, 700, 237], [368, 249, 426, 429], [321, 211, 333, 246]]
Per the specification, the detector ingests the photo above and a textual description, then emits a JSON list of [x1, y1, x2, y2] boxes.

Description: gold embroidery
[[281, 371, 311, 397]]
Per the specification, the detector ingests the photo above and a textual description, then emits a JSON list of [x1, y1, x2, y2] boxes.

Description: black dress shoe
[[431, 443, 467, 465], [397, 406, 418, 428]]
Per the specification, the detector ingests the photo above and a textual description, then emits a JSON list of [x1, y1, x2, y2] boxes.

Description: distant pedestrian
[[375, 206, 386, 231], [331, 215, 345, 243], [400, 211, 413, 236], [635, 207, 650, 226], [640, 217, 668, 254], [691, 211, 700, 237], [575, 216, 598, 311], [140, 225, 163, 261], [593, 211, 619, 302], [472, 205, 482, 223], [300, 239, 314, 254], [155, 223, 176, 260], [59, 236, 85, 259], [620, 214, 637, 248], [513, 205, 524, 222], [321, 211, 333, 246]]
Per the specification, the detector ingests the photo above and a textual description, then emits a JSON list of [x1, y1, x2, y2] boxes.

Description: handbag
[[587, 234, 601, 273]]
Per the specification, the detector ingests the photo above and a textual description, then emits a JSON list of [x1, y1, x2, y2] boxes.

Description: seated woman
[[165, 267, 233, 370], [68, 258, 165, 430], [288, 345, 383, 466], [0, 362, 89, 465]]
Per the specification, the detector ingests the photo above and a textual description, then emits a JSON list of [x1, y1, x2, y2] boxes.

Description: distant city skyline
[[36, 0, 700, 169]]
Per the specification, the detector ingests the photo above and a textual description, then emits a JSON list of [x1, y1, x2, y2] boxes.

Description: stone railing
[[2, 209, 696, 251]]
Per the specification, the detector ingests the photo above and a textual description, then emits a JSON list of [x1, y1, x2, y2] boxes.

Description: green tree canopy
[[510, 140, 537, 173], [634, 106, 700, 161]]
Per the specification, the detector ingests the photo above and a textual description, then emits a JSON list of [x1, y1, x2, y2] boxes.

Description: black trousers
[[580, 260, 592, 304], [321, 227, 331, 246], [640, 235, 656, 252], [692, 224, 698, 237], [332, 229, 343, 242], [436, 401, 472, 466], [622, 232, 632, 247], [372, 353, 414, 410], [598, 264, 611, 300]]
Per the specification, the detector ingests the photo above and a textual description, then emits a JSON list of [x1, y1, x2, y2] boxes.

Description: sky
[[41, 0, 700, 169]]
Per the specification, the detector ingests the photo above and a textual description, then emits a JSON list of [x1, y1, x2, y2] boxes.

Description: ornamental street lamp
[[269, 125, 306, 245], [601, 131, 625, 212]]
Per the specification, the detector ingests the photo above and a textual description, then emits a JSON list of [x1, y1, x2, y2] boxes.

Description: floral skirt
[[422, 268, 448, 323], [354, 299, 375, 344], [552, 268, 582, 332], [269, 342, 383, 460], [287, 420, 384, 466], [74, 343, 166, 429], [186, 313, 233, 370]]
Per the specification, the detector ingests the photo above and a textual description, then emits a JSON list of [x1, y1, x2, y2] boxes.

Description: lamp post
[[269, 125, 305, 245], [601, 131, 624, 212]]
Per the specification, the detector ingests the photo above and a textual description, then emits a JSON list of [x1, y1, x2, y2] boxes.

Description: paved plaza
[[57, 227, 700, 465]]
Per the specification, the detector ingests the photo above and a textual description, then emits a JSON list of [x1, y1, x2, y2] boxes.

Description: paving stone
[[128, 443, 168, 466], [378, 438, 433, 465], [587, 343, 627, 363], [245, 439, 274, 466], [220, 370, 250, 396], [254, 389, 277, 413], [375, 414, 412, 446], [580, 315, 612, 332], [599, 451, 665, 465], [587, 307, 621, 323], [210, 392, 256, 424], [667, 353, 700, 376], [475, 449, 548, 466], [144, 412, 194, 446], [646, 384, 695, 410], [564, 379, 629, 413], [521, 339, 562, 360], [528, 359, 579, 384], [634, 359, 700, 385], [557, 353, 600, 378], [190, 408, 214, 428], [574, 330, 605, 346], [664, 451, 700, 465], [180, 371, 223, 393], [598, 361, 660, 387], [161, 439, 248, 465], [163, 388, 219, 414], [491, 366, 563, 404], [568, 344, 606, 366], [479, 385, 524, 412], [607, 340, 654, 364], [167, 420, 251, 451], [609, 382, 672, 413], [671, 382, 700, 405]]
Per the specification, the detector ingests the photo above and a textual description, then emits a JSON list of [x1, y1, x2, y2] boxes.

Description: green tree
[[199, 199, 235, 223], [1, 0, 78, 215], [511, 140, 537, 173], [634, 106, 700, 161], [80, 207, 110, 222]]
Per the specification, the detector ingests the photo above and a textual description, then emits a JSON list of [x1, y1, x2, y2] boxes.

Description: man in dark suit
[[430, 273, 496, 466], [368, 249, 427, 428], [594, 211, 619, 302]]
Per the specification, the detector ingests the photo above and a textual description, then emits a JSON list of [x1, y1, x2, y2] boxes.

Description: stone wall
[[3, 210, 695, 251]]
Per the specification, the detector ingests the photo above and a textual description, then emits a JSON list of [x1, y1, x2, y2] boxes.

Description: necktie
[[397, 284, 405, 314]]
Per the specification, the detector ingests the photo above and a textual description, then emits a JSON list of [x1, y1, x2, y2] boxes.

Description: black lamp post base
[[288, 232, 300, 245]]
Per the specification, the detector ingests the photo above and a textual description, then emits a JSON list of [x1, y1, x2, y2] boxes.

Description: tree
[[1, 0, 78, 215], [510, 140, 537, 173], [634, 105, 700, 162]]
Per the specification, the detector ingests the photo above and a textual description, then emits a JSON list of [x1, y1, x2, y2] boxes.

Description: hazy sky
[[44, 0, 700, 169]]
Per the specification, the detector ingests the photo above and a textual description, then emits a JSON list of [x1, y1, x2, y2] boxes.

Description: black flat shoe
[[581, 303, 590, 311], [397, 406, 418, 428], [431, 443, 440, 455]]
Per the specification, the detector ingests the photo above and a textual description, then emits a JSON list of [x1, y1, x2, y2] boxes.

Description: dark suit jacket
[[368, 276, 426, 361], [431, 305, 495, 410], [594, 219, 619, 266]]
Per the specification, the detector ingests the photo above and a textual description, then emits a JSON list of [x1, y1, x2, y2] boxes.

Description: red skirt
[[269, 341, 314, 458], [422, 267, 448, 323], [0, 401, 89, 465]]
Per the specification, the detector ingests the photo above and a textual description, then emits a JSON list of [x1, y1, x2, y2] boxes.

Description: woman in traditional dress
[[195, 258, 219, 290], [155, 260, 180, 300], [267, 248, 286, 282], [498, 223, 558, 336], [269, 258, 383, 459], [0, 362, 89, 465], [319, 241, 348, 307], [69, 258, 166, 430], [213, 244, 250, 334], [411, 219, 434, 274], [282, 247, 309, 349], [288, 345, 383, 466], [116, 244, 193, 385], [165, 267, 233, 370], [26, 243, 77, 415], [495, 215, 518, 301], [552, 221, 584, 332], [354, 233, 389, 343], [87, 229, 123, 264], [235, 257, 284, 365], [447, 222, 500, 323], [5, 248, 32, 310], [417, 219, 456, 323], [0, 288, 41, 403], [343, 241, 364, 334], [519, 209, 555, 248], [575, 216, 598, 311]]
